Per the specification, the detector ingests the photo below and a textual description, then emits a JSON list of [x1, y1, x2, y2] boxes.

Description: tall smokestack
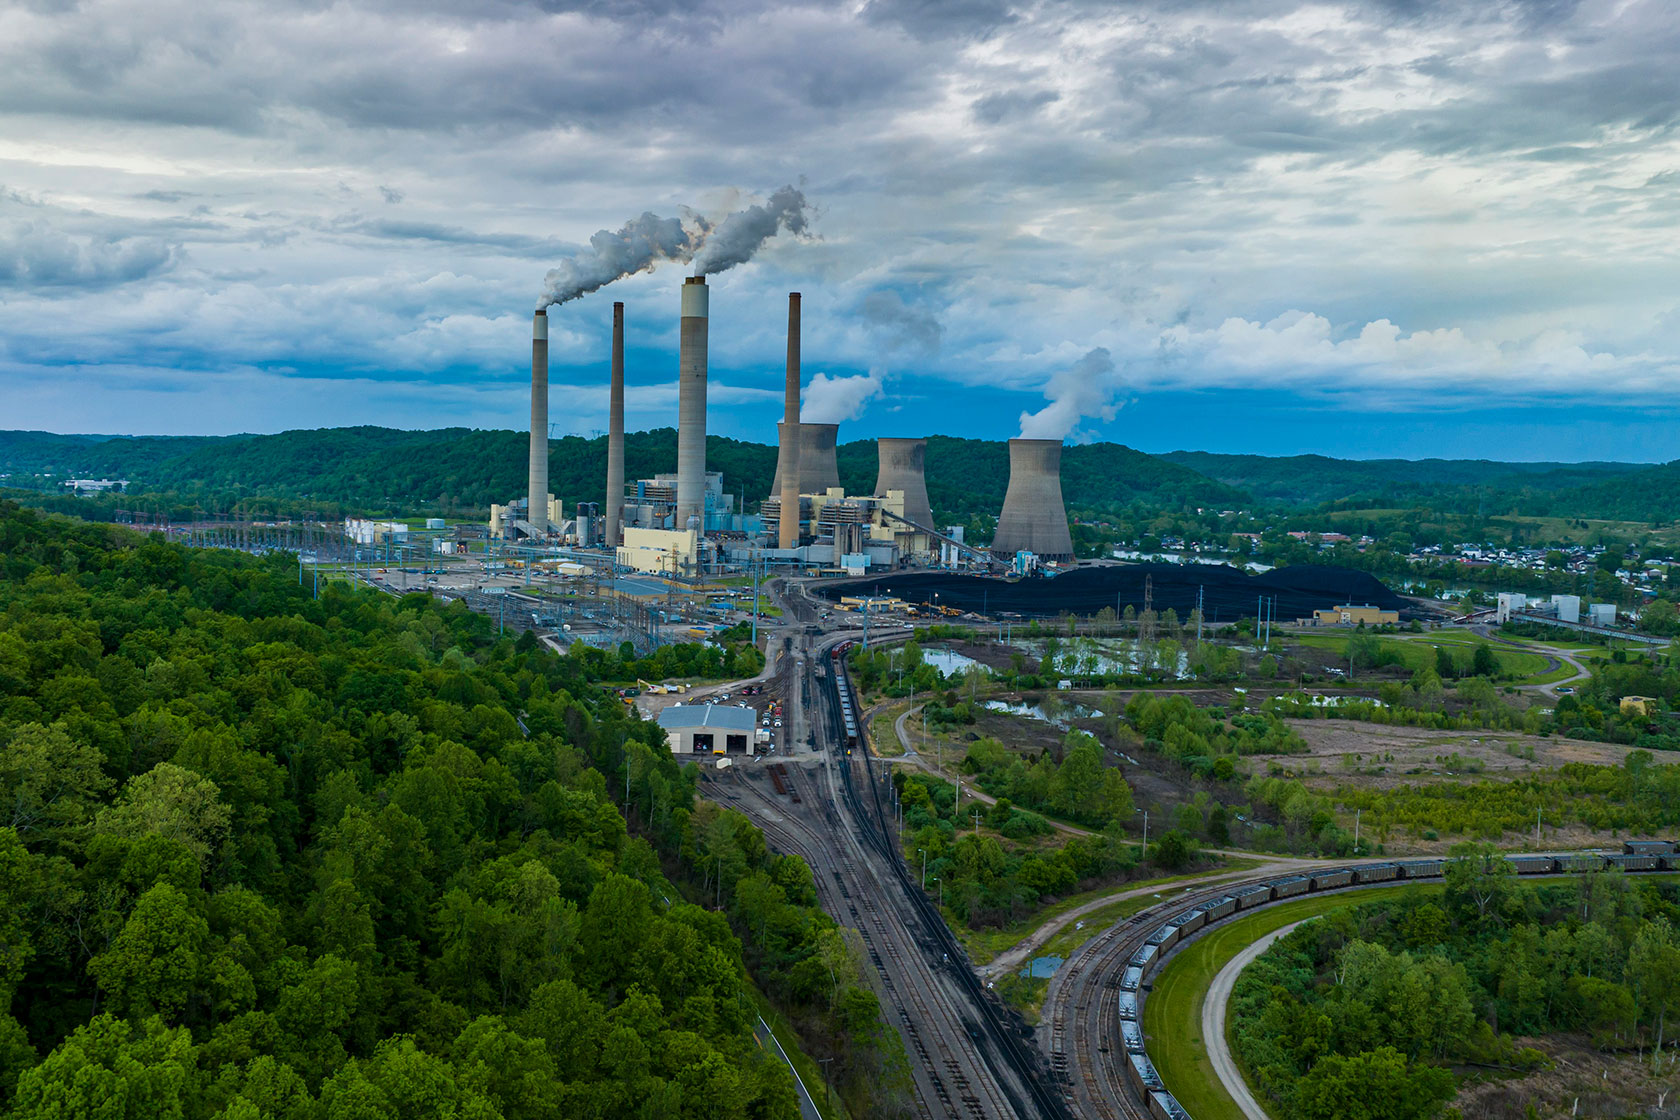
[[992, 438, 1073, 561], [778, 293, 802, 549], [875, 437, 933, 529], [605, 301, 625, 548], [676, 277, 708, 531], [529, 309, 548, 538]]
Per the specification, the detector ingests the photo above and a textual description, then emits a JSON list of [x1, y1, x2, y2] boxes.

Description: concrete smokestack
[[529, 309, 549, 538], [874, 437, 933, 529], [777, 293, 802, 549], [605, 301, 625, 548], [992, 438, 1073, 561], [676, 277, 708, 531], [769, 422, 839, 497]]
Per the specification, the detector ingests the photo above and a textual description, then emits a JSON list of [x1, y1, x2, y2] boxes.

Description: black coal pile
[[826, 562, 1410, 621]]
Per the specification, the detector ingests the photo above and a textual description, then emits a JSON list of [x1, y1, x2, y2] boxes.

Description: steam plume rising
[[1018, 347, 1121, 440], [692, 186, 811, 276], [801, 369, 883, 424], [537, 212, 698, 310]]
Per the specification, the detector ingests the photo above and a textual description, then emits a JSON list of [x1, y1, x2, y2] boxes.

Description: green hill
[[0, 428, 1241, 521], [1161, 451, 1643, 510]]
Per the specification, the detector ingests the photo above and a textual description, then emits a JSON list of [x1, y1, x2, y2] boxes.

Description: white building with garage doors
[[657, 704, 758, 757]]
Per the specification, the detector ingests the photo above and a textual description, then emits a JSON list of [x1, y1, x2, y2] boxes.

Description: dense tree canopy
[[0, 500, 898, 1118]]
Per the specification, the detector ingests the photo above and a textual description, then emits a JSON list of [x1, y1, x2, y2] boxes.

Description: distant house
[[1619, 696, 1658, 717]]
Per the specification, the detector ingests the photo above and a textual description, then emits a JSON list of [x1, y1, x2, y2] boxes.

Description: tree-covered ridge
[[0, 427, 1243, 523], [0, 500, 898, 1119], [1231, 861, 1680, 1120], [1160, 451, 1645, 511]]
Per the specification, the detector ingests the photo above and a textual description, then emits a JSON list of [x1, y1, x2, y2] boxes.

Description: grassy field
[[1289, 631, 1551, 680], [1141, 885, 1424, 1120]]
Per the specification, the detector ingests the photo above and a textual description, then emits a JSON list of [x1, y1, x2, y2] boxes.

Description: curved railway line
[[1046, 850, 1680, 1120], [713, 583, 1677, 1120]]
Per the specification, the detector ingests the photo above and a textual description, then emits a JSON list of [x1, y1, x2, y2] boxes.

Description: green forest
[[0, 500, 903, 1119], [1231, 857, 1680, 1120]]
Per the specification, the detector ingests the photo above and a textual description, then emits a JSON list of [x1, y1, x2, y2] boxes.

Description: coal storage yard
[[824, 562, 1411, 621]]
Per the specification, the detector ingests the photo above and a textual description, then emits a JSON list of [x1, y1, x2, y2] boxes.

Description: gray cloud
[[3, 0, 1680, 438], [0, 223, 175, 288]]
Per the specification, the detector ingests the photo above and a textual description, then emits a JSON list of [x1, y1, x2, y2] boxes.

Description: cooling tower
[[528, 309, 548, 537], [874, 438, 933, 529], [769, 422, 839, 497], [992, 438, 1073, 561], [676, 277, 708, 530], [777, 293, 802, 549], [604, 301, 625, 548]]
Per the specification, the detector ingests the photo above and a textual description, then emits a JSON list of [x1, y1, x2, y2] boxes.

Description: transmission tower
[[1139, 573, 1156, 645]]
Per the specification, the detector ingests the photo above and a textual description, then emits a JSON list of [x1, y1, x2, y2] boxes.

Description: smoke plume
[[691, 186, 811, 276], [537, 211, 700, 309], [802, 369, 884, 424], [536, 186, 813, 308], [1018, 347, 1121, 440]]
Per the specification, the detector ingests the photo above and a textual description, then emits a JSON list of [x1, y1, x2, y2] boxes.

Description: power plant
[[992, 438, 1074, 562], [495, 276, 1077, 578]]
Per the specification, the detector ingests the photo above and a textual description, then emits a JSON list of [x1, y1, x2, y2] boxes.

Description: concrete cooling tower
[[874, 438, 933, 529], [992, 438, 1073, 561], [769, 422, 839, 497]]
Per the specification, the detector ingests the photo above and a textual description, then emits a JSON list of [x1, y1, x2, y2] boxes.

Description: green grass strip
[[1140, 885, 1422, 1120]]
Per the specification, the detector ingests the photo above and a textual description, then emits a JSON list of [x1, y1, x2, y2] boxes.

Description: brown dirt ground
[[1453, 1035, 1680, 1119], [1250, 719, 1635, 791]]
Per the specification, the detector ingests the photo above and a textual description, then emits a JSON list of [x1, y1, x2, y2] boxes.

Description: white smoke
[[691, 185, 812, 276], [536, 186, 813, 308], [536, 211, 701, 310], [1018, 347, 1121, 440], [802, 370, 884, 423]]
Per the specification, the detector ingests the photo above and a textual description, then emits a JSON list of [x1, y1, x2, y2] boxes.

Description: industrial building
[[1302, 604, 1399, 627], [657, 703, 758, 756], [495, 276, 1076, 577], [616, 526, 700, 577]]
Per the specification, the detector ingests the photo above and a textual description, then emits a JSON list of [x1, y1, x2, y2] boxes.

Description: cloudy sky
[[3, 0, 1679, 460]]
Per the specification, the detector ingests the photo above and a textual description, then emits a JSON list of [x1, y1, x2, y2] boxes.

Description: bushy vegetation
[[0, 501, 900, 1119], [1232, 854, 1680, 1120], [960, 732, 1134, 829]]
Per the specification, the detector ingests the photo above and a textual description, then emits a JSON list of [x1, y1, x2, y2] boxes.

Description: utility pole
[[1196, 585, 1204, 644], [1354, 808, 1361, 852], [919, 848, 927, 888], [1535, 806, 1541, 849]]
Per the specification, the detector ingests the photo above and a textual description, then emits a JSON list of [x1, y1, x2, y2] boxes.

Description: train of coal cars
[[829, 643, 859, 752], [1118, 841, 1678, 1120]]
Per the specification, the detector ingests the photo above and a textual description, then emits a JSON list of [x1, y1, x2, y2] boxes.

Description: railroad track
[[709, 769, 980, 1119]]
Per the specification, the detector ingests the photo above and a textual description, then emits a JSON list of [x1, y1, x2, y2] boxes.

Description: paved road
[[753, 1016, 823, 1120], [1202, 920, 1305, 1120]]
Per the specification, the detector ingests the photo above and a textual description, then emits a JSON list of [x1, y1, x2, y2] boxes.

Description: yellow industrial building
[[1305, 604, 1400, 627], [615, 527, 699, 576]]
